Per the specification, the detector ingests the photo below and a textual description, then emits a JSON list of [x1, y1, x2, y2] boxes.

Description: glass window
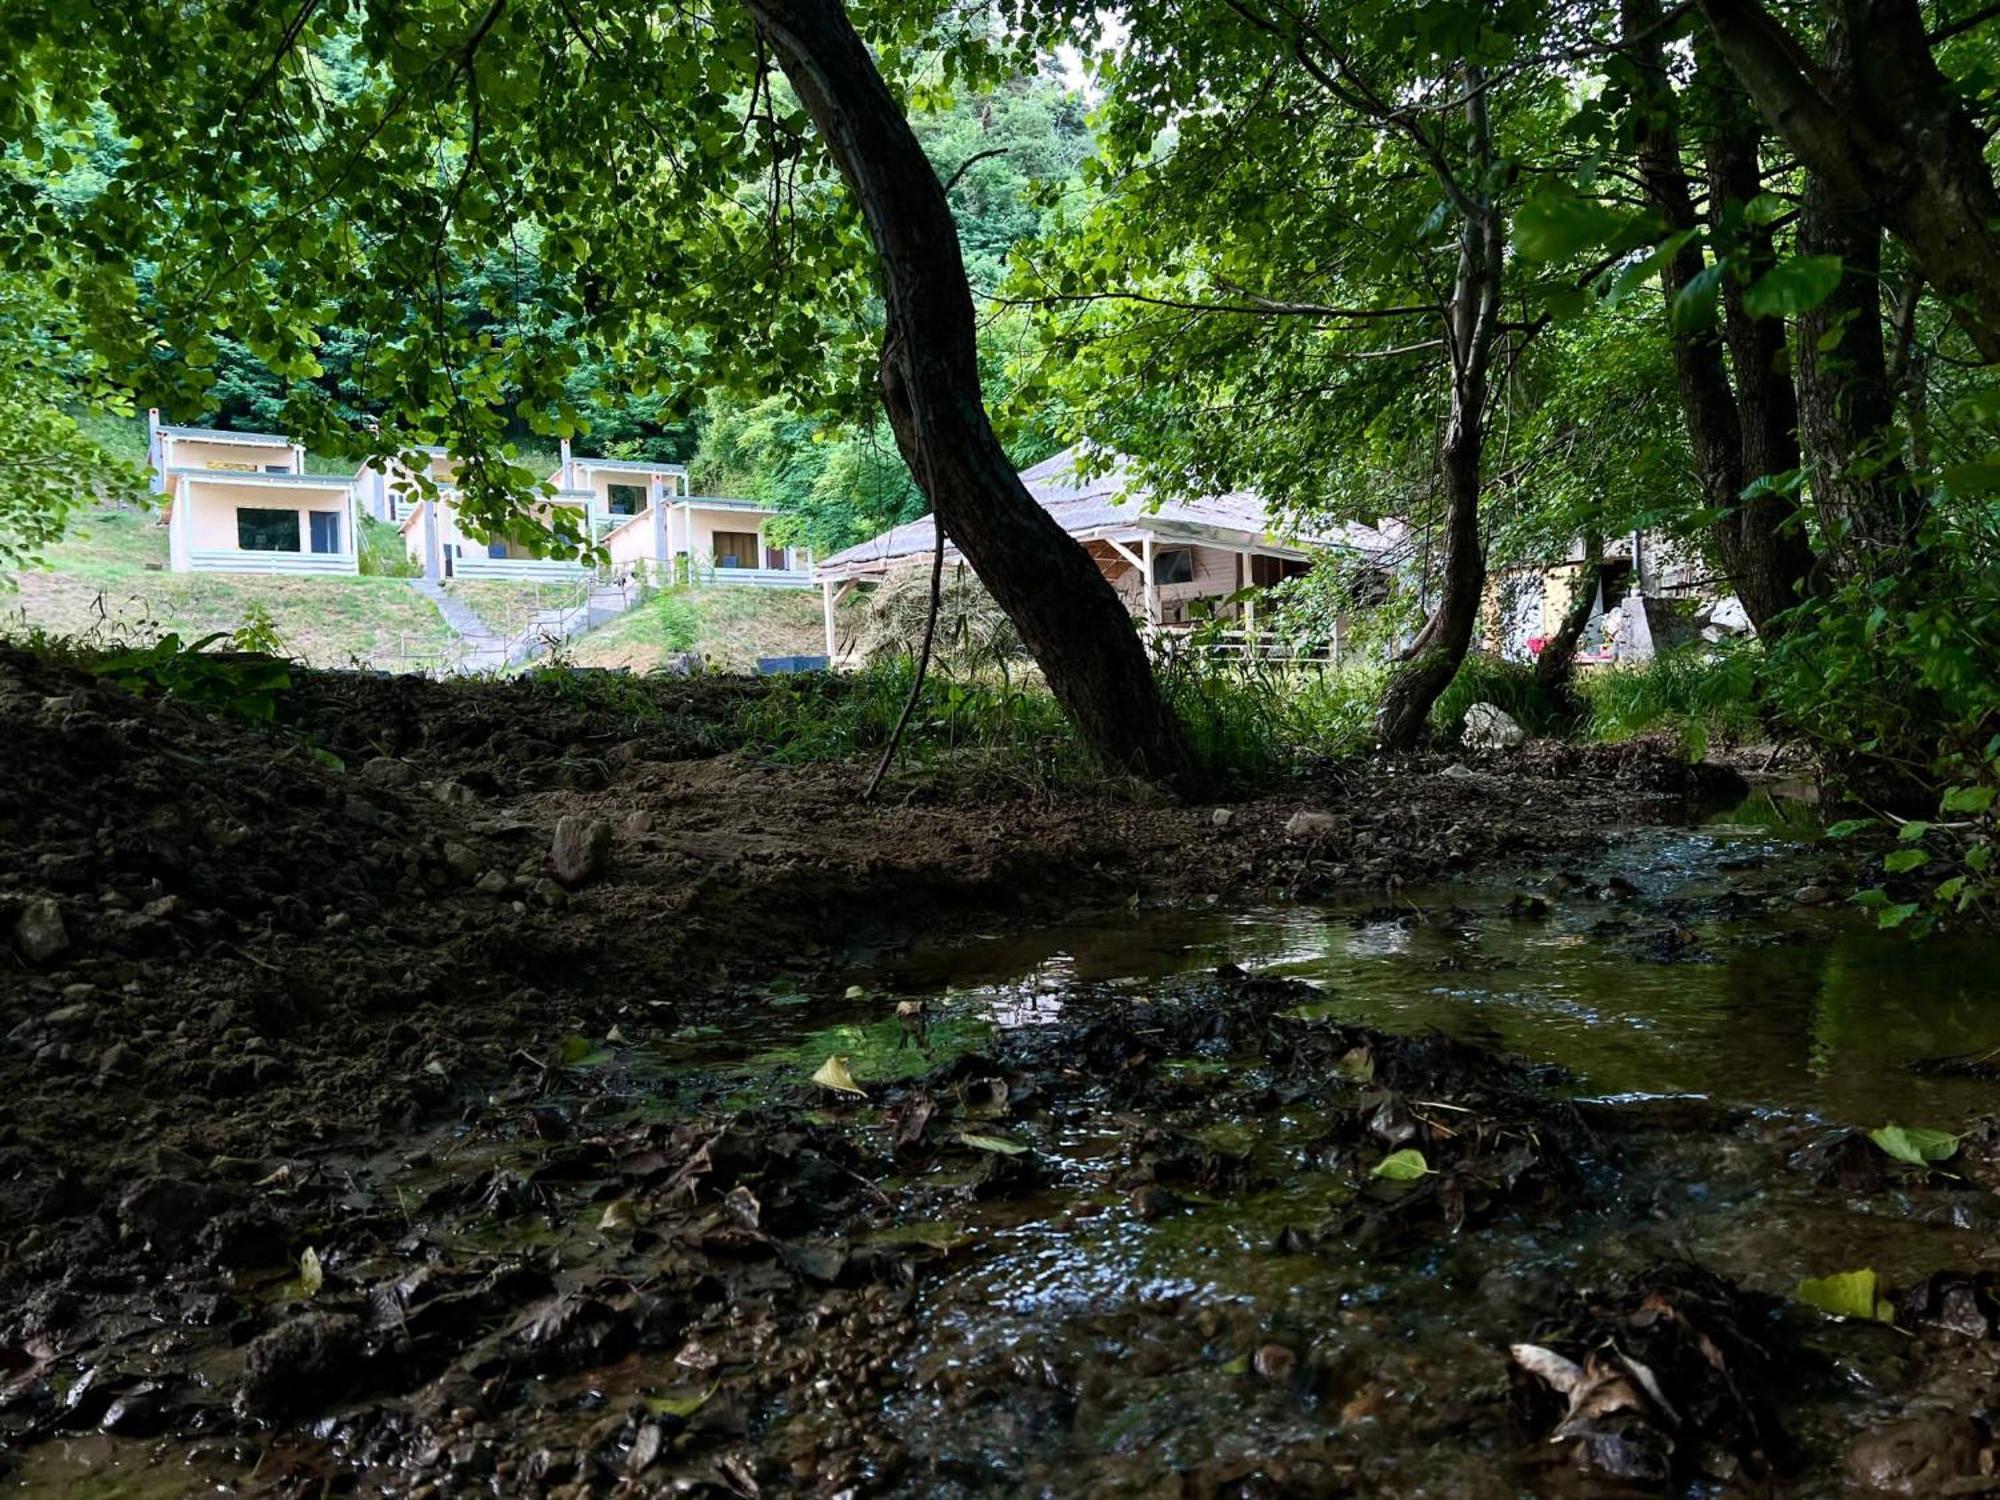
[[607, 482, 647, 516], [1152, 548, 1195, 585], [309, 511, 342, 554], [237, 508, 301, 552], [714, 530, 758, 568]]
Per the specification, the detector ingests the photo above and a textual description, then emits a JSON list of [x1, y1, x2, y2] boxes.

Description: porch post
[[1243, 554, 1257, 637], [1141, 534, 1157, 627], [649, 474, 668, 578], [422, 499, 442, 581], [821, 576, 837, 660]]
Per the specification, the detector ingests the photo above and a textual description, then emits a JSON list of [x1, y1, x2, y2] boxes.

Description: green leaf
[[1824, 818, 1876, 838], [644, 1385, 716, 1419], [1877, 902, 1922, 930], [959, 1132, 1030, 1155], [1942, 786, 1997, 814], [1371, 1148, 1431, 1182], [1516, 189, 1645, 263], [1742, 255, 1844, 318], [1868, 1124, 1959, 1166], [558, 1035, 611, 1068], [1882, 848, 1929, 873], [1897, 821, 1932, 843], [1671, 260, 1725, 332], [1796, 1268, 1894, 1322]]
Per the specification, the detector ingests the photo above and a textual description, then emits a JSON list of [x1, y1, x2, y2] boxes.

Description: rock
[[1461, 703, 1526, 750], [475, 870, 511, 896], [550, 815, 612, 887], [13, 897, 69, 965], [623, 809, 653, 836], [44, 1004, 92, 1028], [1285, 811, 1338, 839], [242, 1312, 366, 1414], [1793, 884, 1831, 906], [441, 842, 482, 883], [360, 757, 419, 789], [98, 1042, 135, 1077], [530, 878, 569, 909], [1440, 763, 1479, 782], [324, 911, 352, 933], [1211, 807, 1235, 828], [1844, 1415, 1984, 1494], [117, 1176, 241, 1254]]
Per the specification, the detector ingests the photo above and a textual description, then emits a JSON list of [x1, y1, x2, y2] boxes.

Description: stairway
[[409, 578, 510, 674], [505, 581, 638, 666]]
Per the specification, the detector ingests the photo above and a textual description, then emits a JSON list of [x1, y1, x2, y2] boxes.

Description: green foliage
[[91, 630, 292, 721], [1576, 645, 1765, 755], [651, 589, 702, 655], [1795, 1268, 1895, 1323], [1868, 1124, 1959, 1166], [1429, 655, 1581, 744], [357, 515, 419, 578]]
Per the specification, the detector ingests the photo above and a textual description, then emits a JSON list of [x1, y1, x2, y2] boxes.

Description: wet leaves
[[811, 1054, 865, 1096], [297, 1245, 324, 1298], [1796, 1268, 1895, 1323], [1868, 1123, 1960, 1167], [1371, 1148, 1431, 1182], [957, 1132, 1029, 1155]]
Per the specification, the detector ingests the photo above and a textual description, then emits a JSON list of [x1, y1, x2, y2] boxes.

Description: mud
[[3, 645, 1993, 1496]]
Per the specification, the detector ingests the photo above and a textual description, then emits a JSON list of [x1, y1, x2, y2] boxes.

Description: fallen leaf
[[599, 1199, 639, 1231], [959, 1132, 1029, 1155], [298, 1246, 324, 1298], [1868, 1124, 1959, 1167], [644, 1384, 716, 1420], [1797, 1267, 1895, 1322], [811, 1055, 866, 1095], [1371, 1148, 1431, 1182]]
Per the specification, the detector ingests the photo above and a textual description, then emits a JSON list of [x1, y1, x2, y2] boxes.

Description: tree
[[0, 0, 1189, 783]]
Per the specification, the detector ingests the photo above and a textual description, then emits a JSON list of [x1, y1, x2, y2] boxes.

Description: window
[[714, 530, 758, 568], [309, 511, 342, 555], [264, 464, 289, 474], [237, 508, 300, 552], [488, 538, 510, 559], [1251, 555, 1309, 588], [1151, 547, 1194, 585], [607, 482, 646, 516]]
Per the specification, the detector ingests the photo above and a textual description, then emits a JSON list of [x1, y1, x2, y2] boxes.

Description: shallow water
[[16, 789, 2000, 1496]]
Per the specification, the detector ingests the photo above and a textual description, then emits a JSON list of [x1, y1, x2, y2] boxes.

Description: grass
[[2, 509, 457, 670], [570, 585, 837, 673], [1578, 643, 1764, 755]]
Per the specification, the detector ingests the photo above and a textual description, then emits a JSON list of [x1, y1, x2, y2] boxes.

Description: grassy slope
[[446, 581, 585, 635], [3, 510, 456, 670], [570, 586, 838, 673]]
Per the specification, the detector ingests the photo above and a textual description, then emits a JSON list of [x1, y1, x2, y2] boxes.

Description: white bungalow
[[812, 444, 1399, 658], [149, 410, 359, 576], [399, 439, 813, 587]]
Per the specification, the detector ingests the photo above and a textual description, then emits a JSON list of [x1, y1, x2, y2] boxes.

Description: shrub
[[1429, 653, 1580, 744], [358, 516, 420, 578], [1578, 642, 1763, 757], [651, 589, 702, 654]]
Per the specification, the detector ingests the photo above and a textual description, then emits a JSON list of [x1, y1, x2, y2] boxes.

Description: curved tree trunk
[[743, 0, 1192, 788], [1374, 67, 1500, 751]]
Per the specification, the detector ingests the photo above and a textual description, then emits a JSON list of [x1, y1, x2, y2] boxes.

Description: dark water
[[18, 788, 1999, 1496]]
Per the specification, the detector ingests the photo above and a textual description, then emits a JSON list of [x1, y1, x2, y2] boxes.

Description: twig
[[862, 521, 945, 802]]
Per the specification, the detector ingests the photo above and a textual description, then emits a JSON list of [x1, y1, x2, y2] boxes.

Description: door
[[714, 531, 758, 569], [309, 511, 343, 555]]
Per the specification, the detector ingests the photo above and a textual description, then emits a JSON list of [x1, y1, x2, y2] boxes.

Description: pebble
[[1284, 811, 1338, 838], [1793, 884, 1832, 905], [1211, 807, 1235, 827], [550, 815, 612, 887], [13, 897, 69, 965]]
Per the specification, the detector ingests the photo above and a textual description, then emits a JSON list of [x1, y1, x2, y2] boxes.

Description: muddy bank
[[7, 645, 1886, 1494]]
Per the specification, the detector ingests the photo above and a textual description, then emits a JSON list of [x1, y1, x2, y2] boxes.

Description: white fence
[[451, 556, 589, 582], [186, 549, 358, 576], [695, 564, 814, 590]]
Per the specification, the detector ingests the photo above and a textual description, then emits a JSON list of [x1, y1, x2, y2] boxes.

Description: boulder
[[13, 898, 69, 965], [1284, 811, 1338, 838], [550, 815, 612, 887], [1461, 703, 1526, 750]]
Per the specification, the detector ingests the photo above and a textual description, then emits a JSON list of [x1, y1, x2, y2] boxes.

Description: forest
[[1, 0, 1999, 1493]]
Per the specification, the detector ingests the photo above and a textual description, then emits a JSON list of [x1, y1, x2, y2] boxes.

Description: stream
[[14, 787, 2000, 1496]]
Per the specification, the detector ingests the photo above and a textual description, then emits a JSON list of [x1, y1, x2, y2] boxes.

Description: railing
[[186, 549, 358, 575], [1145, 622, 1345, 666], [693, 562, 814, 590], [451, 555, 589, 581]]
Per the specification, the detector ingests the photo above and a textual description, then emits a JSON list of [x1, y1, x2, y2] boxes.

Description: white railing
[[696, 564, 814, 590], [187, 549, 358, 575], [452, 555, 589, 581]]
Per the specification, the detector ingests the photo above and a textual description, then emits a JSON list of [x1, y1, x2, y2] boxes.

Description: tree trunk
[[1694, 0, 2000, 363], [1703, 62, 1817, 627], [1533, 531, 1604, 700], [742, 0, 1192, 787], [1624, 0, 1812, 638], [1374, 67, 1499, 751]]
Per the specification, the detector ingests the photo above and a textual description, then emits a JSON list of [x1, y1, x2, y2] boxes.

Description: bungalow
[[149, 410, 359, 576], [1485, 532, 1749, 666], [812, 444, 1400, 659], [399, 439, 813, 587]]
